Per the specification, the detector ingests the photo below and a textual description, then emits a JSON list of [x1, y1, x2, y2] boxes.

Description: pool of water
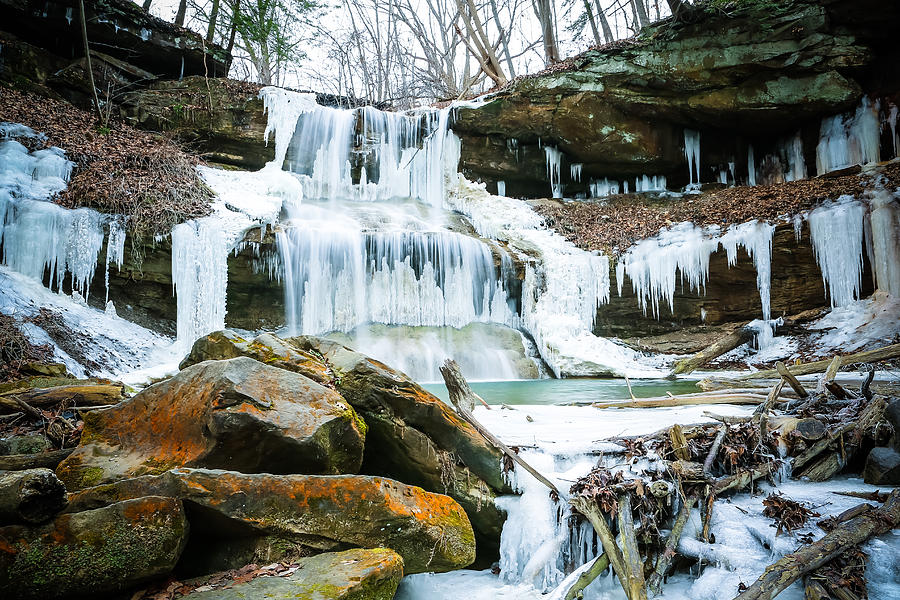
[[421, 378, 699, 406]]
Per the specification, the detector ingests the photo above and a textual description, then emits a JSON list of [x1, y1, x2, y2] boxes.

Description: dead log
[[703, 411, 752, 425], [0, 468, 67, 524], [735, 343, 900, 381], [668, 326, 754, 377], [0, 448, 74, 471], [440, 359, 559, 494], [816, 356, 842, 394], [0, 383, 124, 414], [713, 461, 779, 495], [592, 394, 767, 409], [700, 492, 715, 543], [731, 489, 900, 600], [669, 424, 690, 461], [792, 424, 854, 473], [570, 495, 639, 600], [776, 362, 808, 398], [648, 495, 696, 595], [558, 553, 611, 600], [618, 494, 647, 600], [798, 452, 844, 482], [703, 426, 727, 477]]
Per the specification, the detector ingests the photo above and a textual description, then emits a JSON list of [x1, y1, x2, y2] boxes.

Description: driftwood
[[775, 362, 808, 398], [440, 359, 559, 494], [618, 494, 647, 600], [592, 394, 767, 409], [0, 448, 75, 471], [703, 426, 727, 477], [669, 424, 690, 461], [0, 383, 124, 414], [648, 495, 696, 594], [792, 423, 855, 473], [713, 461, 779, 495], [731, 489, 900, 600], [0, 468, 67, 524], [570, 495, 639, 600], [562, 554, 610, 600], [734, 343, 900, 381], [668, 326, 754, 377]]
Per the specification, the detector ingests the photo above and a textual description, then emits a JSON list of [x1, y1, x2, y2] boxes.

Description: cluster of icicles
[[0, 124, 125, 310]]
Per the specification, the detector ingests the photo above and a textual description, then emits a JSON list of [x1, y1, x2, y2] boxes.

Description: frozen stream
[[398, 399, 900, 600]]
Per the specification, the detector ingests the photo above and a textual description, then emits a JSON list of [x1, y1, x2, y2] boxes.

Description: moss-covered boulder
[[0, 496, 187, 599], [180, 330, 332, 386], [66, 468, 476, 574], [56, 357, 366, 490], [183, 548, 403, 600], [289, 336, 510, 562]]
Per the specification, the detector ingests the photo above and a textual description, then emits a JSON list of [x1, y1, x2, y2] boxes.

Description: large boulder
[[0, 496, 187, 599], [0, 468, 67, 525], [184, 548, 403, 600], [864, 447, 900, 485], [56, 357, 366, 490], [289, 336, 510, 561], [66, 468, 476, 574], [180, 330, 331, 385]]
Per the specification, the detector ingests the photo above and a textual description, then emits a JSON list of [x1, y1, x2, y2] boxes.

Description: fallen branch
[[703, 427, 727, 477], [734, 343, 900, 381], [592, 394, 768, 409], [775, 362, 808, 398], [562, 554, 610, 600], [618, 494, 647, 600], [570, 495, 637, 600], [440, 359, 559, 494], [668, 326, 754, 377], [0, 448, 75, 471], [731, 489, 900, 600], [648, 495, 696, 594]]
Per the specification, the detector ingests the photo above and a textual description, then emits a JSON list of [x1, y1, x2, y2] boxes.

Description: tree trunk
[[0, 468, 67, 524], [594, 0, 614, 43], [583, 0, 603, 45], [669, 326, 755, 376], [532, 0, 560, 63], [207, 0, 221, 43], [142, 0, 153, 12], [78, 0, 102, 124], [734, 343, 900, 381], [633, 0, 650, 27], [732, 490, 900, 600], [175, 0, 188, 27]]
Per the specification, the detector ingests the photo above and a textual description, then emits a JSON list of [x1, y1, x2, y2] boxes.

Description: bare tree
[[532, 0, 560, 63]]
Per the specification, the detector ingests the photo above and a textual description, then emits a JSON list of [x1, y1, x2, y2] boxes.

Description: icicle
[[748, 145, 756, 186], [783, 132, 807, 182], [808, 198, 866, 307], [889, 103, 898, 158], [259, 86, 320, 170], [793, 213, 804, 242], [544, 146, 563, 198], [720, 221, 775, 321], [497, 180, 506, 196], [868, 188, 900, 297], [104, 219, 126, 304], [816, 97, 881, 175], [589, 178, 619, 197], [171, 218, 228, 345], [570, 163, 582, 182], [684, 129, 701, 184]]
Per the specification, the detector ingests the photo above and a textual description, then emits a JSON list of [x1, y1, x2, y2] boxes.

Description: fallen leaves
[[0, 88, 212, 239], [762, 492, 820, 535]]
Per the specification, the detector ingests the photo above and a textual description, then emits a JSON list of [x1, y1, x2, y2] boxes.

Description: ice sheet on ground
[[0, 266, 177, 379]]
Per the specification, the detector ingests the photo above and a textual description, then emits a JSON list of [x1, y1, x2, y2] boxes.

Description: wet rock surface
[[56, 357, 366, 490], [66, 468, 475, 574], [182, 548, 404, 600], [0, 496, 188, 599]]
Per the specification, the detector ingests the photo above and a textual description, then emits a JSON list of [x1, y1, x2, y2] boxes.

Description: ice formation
[[747, 145, 756, 186], [259, 86, 318, 168], [816, 97, 881, 175], [869, 188, 900, 297], [589, 178, 620, 197], [545, 146, 564, 198], [497, 180, 506, 196], [683, 129, 700, 185], [569, 163, 582, 182], [808, 197, 866, 307], [634, 174, 666, 192], [0, 126, 123, 301], [617, 220, 775, 321]]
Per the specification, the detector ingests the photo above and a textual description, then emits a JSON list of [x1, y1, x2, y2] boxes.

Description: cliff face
[[452, 0, 900, 195]]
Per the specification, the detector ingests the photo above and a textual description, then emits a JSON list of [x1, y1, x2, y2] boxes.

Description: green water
[[421, 378, 699, 406]]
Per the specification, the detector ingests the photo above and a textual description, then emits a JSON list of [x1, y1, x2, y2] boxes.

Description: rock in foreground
[[0, 496, 187, 599], [66, 468, 475, 574], [183, 548, 404, 600], [57, 357, 366, 490]]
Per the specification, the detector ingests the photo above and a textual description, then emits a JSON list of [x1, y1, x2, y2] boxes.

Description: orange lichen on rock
[[56, 357, 366, 490]]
